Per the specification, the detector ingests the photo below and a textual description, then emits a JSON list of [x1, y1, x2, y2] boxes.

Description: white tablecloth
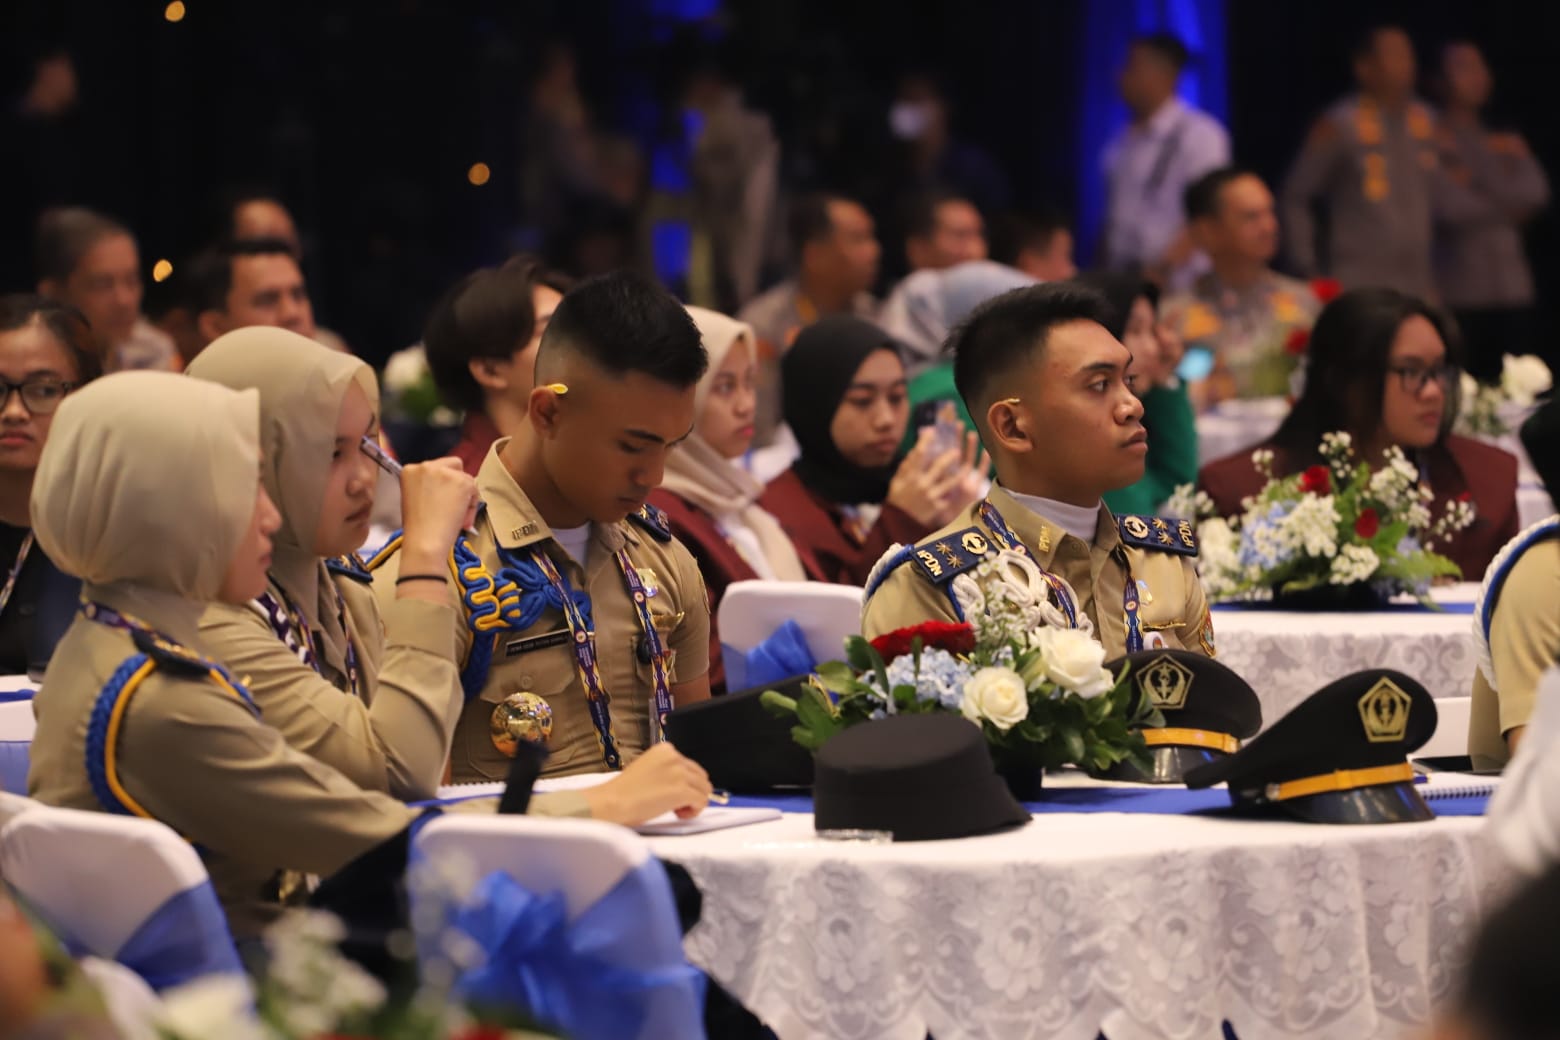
[[1213, 585, 1480, 731], [648, 805, 1512, 1040]]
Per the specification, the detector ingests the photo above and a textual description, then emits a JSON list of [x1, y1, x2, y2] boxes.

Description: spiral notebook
[[1418, 772, 1502, 801]]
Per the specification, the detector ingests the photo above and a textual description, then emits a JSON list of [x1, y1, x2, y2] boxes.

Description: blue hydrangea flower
[[1238, 501, 1297, 570], [878, 647, 972, 710]]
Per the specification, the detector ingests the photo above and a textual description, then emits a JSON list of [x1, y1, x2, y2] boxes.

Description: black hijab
[[782, 315, 906, 505]]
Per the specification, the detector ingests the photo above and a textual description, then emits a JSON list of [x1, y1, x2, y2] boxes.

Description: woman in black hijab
[[758, 315, 984, 584]]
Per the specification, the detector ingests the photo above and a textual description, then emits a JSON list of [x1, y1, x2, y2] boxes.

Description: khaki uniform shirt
[[861, 485, 1215, 658], [1163, 271, 1321, 399], [28, 591, 419, 940], [198, 561, 464, 801], [1469, 534, 1560, 770], [1281, 95, 1441, 297], [373, 444, 711, 783]]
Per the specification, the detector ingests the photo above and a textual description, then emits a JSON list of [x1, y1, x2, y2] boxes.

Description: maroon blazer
[[756, 467, 931, 586], [647, 488, 824, 695], [1198, 434, 1520, 581]]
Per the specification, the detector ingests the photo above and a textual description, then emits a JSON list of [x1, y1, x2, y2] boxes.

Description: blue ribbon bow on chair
[[438, 868, 706, 1040], [733, 618, 817, 690]]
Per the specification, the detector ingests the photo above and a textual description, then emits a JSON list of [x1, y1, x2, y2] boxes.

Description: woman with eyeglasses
[[0, 295, 99, 675], [1199, 286, 1520, 579]]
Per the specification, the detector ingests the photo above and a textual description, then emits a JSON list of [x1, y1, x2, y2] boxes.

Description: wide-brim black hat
[[1095, 649, 1263, 784], [1184, 669, 1438, 823], [664, 678, 815, 793], [813, 713, 1030, 841]]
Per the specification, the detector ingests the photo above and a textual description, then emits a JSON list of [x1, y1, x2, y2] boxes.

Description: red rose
[[1354, 508, 1380, 539], [1299, 465, 1331, 495], [1311, 277, 1343, 304], [1283, 327, 1311, 356], [869, 621, 977, 661]]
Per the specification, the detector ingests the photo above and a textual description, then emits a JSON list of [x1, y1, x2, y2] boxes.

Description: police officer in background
[[861, 282, 1215, 658], [372, 272, 717, 785], [1282, 26, 1448, 299]]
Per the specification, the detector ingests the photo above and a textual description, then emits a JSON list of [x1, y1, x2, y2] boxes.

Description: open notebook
[[434, 775, 782, 836]]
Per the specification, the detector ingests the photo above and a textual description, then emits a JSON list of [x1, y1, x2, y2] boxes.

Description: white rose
[[383, 344, 430, 394], [1031, 626, 1113, 698], [156, 976, 267, 1040], [960, 666, 1030, 731], [1502, 354, 1552, 406]]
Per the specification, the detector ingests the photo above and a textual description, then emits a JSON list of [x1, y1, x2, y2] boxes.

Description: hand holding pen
[[362, 437, 480, 586]]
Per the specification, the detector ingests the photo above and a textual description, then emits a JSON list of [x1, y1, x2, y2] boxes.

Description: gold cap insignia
[[961, 531, 990, 556], [1123, 516, 1151, 539], [1138, 654, 1194, 710], [1358, 677, 1411, 743]]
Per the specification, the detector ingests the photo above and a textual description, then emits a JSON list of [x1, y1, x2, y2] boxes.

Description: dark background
[[2, 0, 1554, 368]]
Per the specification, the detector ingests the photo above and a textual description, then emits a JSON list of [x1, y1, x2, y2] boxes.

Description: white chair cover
[[412, 814, 706, 1039], [717, 580, 865, 688], [0, 804, 246, 991]]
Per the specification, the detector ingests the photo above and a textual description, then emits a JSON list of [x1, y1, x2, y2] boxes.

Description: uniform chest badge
[[639, 568, 660, 598]]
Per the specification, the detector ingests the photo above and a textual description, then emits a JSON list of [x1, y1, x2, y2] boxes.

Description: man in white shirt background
[[1101, 32, 1230, 290]]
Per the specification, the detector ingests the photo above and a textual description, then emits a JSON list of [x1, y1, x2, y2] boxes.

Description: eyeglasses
[[1387, 363, 1456, 396], [0, 379, 77, 415]]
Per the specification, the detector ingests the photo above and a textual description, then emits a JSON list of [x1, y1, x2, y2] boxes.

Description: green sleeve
[[1103, 383, 1199, 515]]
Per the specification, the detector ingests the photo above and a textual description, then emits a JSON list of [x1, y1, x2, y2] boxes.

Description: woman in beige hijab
[[647, 306, 809, 693], [26, 371, 425, 937], [26, 371, 714, 937], [186, 327, 481, 800]]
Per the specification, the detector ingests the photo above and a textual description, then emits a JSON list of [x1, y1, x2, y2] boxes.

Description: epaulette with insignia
[[626, 503, 672, 542], [910, 527, 993, 584], [327, 554, 373, 584], [1118, 514, 1198, 557], [131, 627, 212, 678]]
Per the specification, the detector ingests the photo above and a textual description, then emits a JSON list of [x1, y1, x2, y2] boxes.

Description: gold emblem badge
[[491, 690, 554, 757], [1138, 654, 1194, 710], [916, 549, 944, 576], [936, 541, 960, 565], [961, 531, 990, 556], [1177, 520, 1196, 548], [639, 568, 660, 598], [1358, 677, 1411, 743], [1035, 527, 1052, 553], [1123, 516, 1151, 539]]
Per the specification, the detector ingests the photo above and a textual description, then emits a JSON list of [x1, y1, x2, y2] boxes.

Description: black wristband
[[395, 573, 448, 587]]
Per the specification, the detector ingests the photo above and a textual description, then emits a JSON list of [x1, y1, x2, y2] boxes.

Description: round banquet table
[[646, 778, 1513, 1040], [1211, 584, 1481, 731]]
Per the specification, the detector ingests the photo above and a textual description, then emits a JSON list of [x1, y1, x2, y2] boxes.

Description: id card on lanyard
[[530, 548, 676, 769]]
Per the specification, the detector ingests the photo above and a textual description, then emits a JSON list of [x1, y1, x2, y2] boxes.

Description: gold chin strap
[[1142, 727, 1239, 754], [1260, 762, 1416, 803]]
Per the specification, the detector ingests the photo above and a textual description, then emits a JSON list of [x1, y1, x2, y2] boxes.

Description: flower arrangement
[[763, 553, 1160, 776], [383, 345, 460, 428], [1177, 277, 1340, 403], [1456, 353, 1552, 436], [1168, 432, 1475, 606]]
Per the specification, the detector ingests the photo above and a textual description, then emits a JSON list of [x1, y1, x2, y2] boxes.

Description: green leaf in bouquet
[[814, 660, 863, 697], [893, 684, 919, 713], [760, 690, 799, 718], [843, 636, 890, 696], [795, 688, 843, 742], [1061, 728, 1086, 764]]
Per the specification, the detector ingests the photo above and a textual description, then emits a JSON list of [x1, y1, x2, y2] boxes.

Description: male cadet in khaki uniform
[[373, 271, 716, 783], [862, 282, 1215, 658], [1281, 26, 1446, 298]]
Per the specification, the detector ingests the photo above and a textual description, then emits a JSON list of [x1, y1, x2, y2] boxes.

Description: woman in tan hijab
[[26, 371, 715, 937], [186, 326, 481, 800], [26, 371, 425, 937], [648, 307, 810, 693]]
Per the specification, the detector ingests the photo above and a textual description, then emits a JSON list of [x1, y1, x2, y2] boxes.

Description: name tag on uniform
[[505, 629, 571, 657]]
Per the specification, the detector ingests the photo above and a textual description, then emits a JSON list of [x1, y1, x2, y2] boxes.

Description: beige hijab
[[185, 327, 378, 628], [664, 307, 805, 582], [31, 371, 261, 641]]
